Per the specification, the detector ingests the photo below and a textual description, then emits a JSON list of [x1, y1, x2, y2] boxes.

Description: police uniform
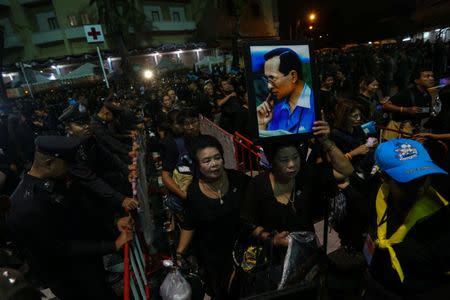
[[7, 136, 118, 300], [90, 100, 131, 162], [61, 110, 130, 210]]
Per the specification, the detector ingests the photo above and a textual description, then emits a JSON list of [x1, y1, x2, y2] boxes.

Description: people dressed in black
[[383, 68, 435, 131], [216, 78, 241, 134], [6, 136, 133, 300], [331, 100, 378, 179], [90, 99, 131, 164], [177, 135, 250, 299], [241, 119, 353, 293], [366, 139, 450, 299], [160, 109, 200, 206], [61, 109, 138, 212], [319, 73, 336, 124], [355, 76, 383, 123]]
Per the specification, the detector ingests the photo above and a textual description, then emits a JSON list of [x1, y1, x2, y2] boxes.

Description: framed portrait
[[243, 40, 319, 144]]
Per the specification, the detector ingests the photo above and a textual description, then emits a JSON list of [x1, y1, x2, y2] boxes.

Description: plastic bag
[[160, 269, 192, 300], [278, 231, 319, 289]]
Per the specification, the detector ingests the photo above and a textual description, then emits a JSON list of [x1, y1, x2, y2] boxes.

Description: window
[[172, 11, 181, 22], [250, 2, 261, 17], [68, 15, 78, 27], [169, 7, 186, 21], [81, 13, 90, 25], [36, 12, 57, 31], [144, 5, 162, 22], [48, 17, 59, 30], [151, 11, 160, 22], [0, 19, 13, 36]]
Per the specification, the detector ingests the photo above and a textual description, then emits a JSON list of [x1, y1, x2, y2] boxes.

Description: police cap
[[35, 136, 82, 162]]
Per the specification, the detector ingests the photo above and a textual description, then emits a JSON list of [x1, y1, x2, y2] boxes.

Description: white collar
[[294, 83, 311, 109]]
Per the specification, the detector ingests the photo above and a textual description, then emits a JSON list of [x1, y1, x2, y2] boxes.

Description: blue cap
[[375, 139, 447, 183]]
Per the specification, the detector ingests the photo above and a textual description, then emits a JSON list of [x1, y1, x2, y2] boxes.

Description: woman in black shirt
[[331, 100, 378, 179], [355, 76, 381, 122], [177, 135, 249, 299], [241, 118, 353, 259]]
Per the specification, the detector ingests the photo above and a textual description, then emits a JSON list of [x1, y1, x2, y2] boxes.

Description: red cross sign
[[84, 25, 105, 43]]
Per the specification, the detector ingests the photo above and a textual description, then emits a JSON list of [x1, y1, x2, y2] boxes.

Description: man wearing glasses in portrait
[[257, 48, 315, 137]]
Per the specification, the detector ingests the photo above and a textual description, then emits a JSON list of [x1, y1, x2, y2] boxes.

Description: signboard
[[83, 24, 105, 43]]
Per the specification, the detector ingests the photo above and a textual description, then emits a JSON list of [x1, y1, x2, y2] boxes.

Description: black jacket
[[69, 137, 128, 213], [6, 174, 118, 299]]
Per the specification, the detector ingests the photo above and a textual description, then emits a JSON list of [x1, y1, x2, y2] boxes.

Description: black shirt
[[331, 127, 375, 177], [160, 136, 196, 173], [216, 92, 241, 133], [319, 89, 336, 124], [181, 169, 250, 265], [6, 174, 116, 298], [390, 85, 432, 125], [369, 204, 450, 297], [355, 93, 378, 122], [242, 163, 335, 234]]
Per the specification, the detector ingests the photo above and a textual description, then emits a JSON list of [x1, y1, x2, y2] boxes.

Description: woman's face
[[205, 85, 214, 96], [366, 80, 379, 94], [322, 76, 334, 89], [272, 146, 300, 181], [197, 147, 224, 180], [348, 108, 362, 127]]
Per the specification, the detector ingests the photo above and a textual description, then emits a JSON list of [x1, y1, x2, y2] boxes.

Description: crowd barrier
[[199, 116, 266, 176], [233, 132, 265, 176], [124, 132, 153, 300], [199, 115, 238, 170]]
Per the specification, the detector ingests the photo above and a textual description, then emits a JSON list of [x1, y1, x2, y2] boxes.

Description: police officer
[[61, 109, 138, 210], [0, 268, 42, 300], [91, 98, 131, 164], [6, 136, 134, 300]]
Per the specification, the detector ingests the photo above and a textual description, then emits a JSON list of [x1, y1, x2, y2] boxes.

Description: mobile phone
[[420, 107, 430, 113]]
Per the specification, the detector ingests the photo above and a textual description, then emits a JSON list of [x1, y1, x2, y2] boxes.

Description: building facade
[[1, 0, 279, 67], [1, 0, 199, 65]]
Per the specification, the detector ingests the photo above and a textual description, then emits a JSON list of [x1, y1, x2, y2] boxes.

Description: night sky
[[278, 0, 420, 46]]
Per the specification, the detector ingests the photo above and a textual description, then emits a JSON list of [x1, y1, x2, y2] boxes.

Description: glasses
[[350, 113, 362, 120], [261, 73, 288, 85]]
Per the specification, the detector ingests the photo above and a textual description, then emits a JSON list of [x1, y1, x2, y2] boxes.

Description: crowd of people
[[0, 38, 449, 300]]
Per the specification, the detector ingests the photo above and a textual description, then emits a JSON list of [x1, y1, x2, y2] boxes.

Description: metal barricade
[[124, 133, 152, 300], [199, 115, 238, 170], [198, 116, 267, 176], [233, 132, 266, 177]]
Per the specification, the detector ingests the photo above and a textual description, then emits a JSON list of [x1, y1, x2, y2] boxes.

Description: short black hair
[[321, 72, 334, 83], [177, 108, 199, 125], [411, 66, 432, 81], [264, 48, 303, 78], [190, 134, 224, 165], [263, 141, 300, 166]]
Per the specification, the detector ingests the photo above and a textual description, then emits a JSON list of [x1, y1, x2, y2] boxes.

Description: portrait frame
[[243, 40, 320, 145]]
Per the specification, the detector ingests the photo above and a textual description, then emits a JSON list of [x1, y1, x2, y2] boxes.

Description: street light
[[143, 70, 153, 79], [309, 13, 316, 21], [309, 25, 313, 30]]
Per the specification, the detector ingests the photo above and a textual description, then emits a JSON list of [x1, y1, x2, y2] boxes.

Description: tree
[[89, 0, 146, 82], [231, 0, 246, 69], [0, 25, 6, 103]]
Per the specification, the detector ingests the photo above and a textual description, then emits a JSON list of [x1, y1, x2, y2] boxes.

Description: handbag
[[381, 120, 414, 140], [232, 232, 287, 298], [382, 86, 418, 140]]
